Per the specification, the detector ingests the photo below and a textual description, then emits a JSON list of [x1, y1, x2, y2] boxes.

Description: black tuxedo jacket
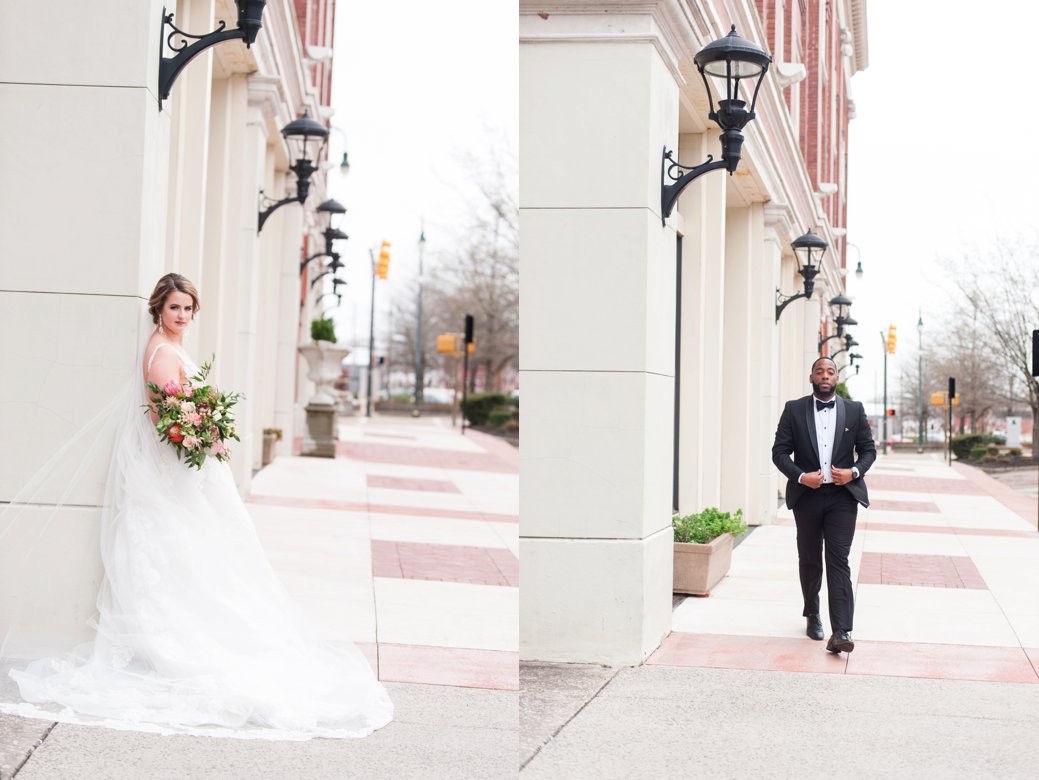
[[771, 395, 876, 509]]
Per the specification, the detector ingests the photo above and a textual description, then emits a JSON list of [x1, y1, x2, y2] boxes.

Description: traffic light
[[376, 240, 390, 279], [886, 324, 897, 354], [886, 409, 896, 416]]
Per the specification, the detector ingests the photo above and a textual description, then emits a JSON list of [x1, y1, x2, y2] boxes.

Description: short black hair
[[811, 356, 838, 372]]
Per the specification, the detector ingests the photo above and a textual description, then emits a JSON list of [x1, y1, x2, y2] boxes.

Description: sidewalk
[[522, 452, 1039, 777], [2, 413, 517, 780]]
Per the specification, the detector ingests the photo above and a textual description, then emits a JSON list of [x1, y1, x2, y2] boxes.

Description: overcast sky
[[842, 0, 1039, 407], [325, 1, 518, 358]]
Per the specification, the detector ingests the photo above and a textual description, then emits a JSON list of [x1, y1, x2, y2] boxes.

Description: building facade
[[0, 0, 340, 653], [519, 0, 868, 664]]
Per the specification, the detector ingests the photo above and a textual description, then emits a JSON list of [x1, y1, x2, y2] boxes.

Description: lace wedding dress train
[[0, 342, 393, 740]]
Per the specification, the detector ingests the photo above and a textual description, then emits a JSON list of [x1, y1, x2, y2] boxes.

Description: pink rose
[[183, 385, 194, 398], [163, 380, 181, 397], [183, 435, 200, 449], [187, 412, 202, 425], [210, 439, 226, 455]]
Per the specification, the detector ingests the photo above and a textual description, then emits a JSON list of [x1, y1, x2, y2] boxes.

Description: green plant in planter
[[263, 428, 283, 441], [311, 317, 337, 343], [673, 507, 747, 544]]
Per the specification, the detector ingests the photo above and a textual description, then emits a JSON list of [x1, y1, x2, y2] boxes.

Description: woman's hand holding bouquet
[[146, 357, 243, 470]]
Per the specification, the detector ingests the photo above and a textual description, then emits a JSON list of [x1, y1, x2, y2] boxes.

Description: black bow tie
[[816, 399, 835, 411]]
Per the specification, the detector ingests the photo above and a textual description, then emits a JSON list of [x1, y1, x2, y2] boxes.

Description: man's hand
[[831, 466, 854, 486], [801, 470, 824, 489]]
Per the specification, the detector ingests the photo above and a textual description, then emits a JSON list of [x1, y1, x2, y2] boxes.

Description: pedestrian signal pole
[[462, 314, 474, 435], [881, 325, 896, 454], [1032, 329, 1038, 529], [947, 377, 956, 466]]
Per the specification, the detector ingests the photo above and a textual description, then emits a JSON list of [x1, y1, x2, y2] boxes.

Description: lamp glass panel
[[702, 59, 765, 79]]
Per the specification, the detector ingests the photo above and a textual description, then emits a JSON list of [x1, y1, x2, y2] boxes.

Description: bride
[[0, 273, 393, 740]]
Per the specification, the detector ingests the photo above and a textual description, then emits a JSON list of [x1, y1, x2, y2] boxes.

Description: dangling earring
[[158, 317, 165, 336]]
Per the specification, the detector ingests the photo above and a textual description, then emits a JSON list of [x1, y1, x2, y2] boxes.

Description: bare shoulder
[[145, 340, 183, 387]]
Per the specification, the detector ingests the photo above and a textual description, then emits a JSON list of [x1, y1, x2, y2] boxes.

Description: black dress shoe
[[826, 631, 855, 654], [806, 615, 824, 641]]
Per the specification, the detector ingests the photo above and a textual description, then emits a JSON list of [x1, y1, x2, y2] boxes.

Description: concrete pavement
[[2, 413, 517, 779], [522, 452, 1039, 777]]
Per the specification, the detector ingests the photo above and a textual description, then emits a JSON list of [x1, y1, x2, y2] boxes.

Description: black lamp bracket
[[258, 190, 301, 232], [660, 147, 727, 226], [310, 269, 334, 288], [775, 290, 810, 323], [300, 249, 335, 275], [818, 333, 843, 352], [159, 10, 247, 108]]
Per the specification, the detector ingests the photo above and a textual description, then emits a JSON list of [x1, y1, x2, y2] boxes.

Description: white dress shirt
[[798, 396, 859, 484], [813, 397, 836, 483]]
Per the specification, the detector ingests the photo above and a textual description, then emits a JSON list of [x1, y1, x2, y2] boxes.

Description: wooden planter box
[[673, 533, 734, 596]]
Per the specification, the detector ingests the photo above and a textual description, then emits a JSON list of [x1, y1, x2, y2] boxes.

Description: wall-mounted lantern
[[299, 200, 349, 275], [776, 229, 826, 322], [258, 112, 329, 233], [159, 1, 267, 109], [661, 26, 772, 224], [818, 295, 857, 352]]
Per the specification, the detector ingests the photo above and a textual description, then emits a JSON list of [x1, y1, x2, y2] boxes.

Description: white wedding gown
[[0, 341, 393, 740]]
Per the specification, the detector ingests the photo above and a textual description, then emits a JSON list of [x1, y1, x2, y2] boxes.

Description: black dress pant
[[792, 484, 858, 633]]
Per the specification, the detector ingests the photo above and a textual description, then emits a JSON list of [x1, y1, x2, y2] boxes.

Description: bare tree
[[944, 238, 1039, 436], [392, 148, 518, 393]]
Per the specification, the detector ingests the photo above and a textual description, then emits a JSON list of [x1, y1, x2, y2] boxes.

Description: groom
[[771, 356, 876, 654]]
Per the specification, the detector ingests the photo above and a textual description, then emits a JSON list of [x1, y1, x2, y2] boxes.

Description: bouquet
[[146, 356, 243, 470]]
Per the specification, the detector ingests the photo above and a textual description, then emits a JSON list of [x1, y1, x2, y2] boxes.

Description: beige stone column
[[520, 39, 677, 665], [0, 0, 171, 652], [165, 0, 215, 303], [674, 131, 727, 514]]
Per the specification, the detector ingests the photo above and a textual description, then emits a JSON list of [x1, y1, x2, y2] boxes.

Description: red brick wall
[[292, 0, 336, 107]]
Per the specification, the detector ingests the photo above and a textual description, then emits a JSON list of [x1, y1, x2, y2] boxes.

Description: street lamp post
[[917, 313, 924, 453], [881, 330, 889, 455], [412, 230, 426, 417]]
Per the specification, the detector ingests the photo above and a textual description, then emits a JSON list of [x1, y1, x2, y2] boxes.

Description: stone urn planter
[[673, 533, 734, 596], [298, 341, 350, 458], [672, 507, 747, 596]]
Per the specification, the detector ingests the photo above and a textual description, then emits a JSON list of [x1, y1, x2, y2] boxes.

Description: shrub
[[968, 446, 988, 460], [835, 382, 851, 400], [1010, 448, 1023, 457], [986, 445, 1000, 456], [980, 454, 998, 463], [461, 393, 510, 426], [487, 407, 516, 429], [311, 317, 337, 343], [502, 419, 519, 434], [673, 507, 747, 545], [951, 434, 987, 460]]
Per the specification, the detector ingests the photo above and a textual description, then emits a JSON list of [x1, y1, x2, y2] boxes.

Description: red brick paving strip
[[247, 494, 518, 524], [649, 632, 1039, 684], [377, 643, 518, 690], [337, 441, 515, 473], [367, 474, 460, 493], [846, 641, 1039, 683], [857, 552, 988, 589], [354, 641, 518, 690], [648, 633, 848, 674], [371, 539, 519, 587]]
